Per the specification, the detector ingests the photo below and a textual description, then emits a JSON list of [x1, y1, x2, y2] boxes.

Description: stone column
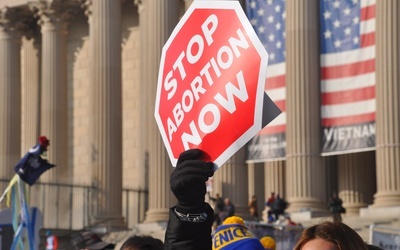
[[285, 0, 327, 212], [248, 162, 265, 220], [263, 161, 285, 221], [30, 0, 78, 228], [133, 0, 149, 223], [31, 1, 75, 183], [324, 156, 338, 202], [374, 1, 400, 207], [0, 7, 22, 191], [84, 0, 125, 229], [264, 161, 286, 198], [21, 33, 41, 152], [20, 27, 42, 210], [213, 147, 249, 218], [141, 0, 180, 223], [337, 152, 375, 215]]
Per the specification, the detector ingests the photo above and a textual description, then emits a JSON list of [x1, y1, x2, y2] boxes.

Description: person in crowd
[[329, 192, 345, 222], [165, 149, 261, 249], [285, 216, 297, 226], [45, 230, 59, 250], [293, 221, 368, 250], [271, 194, 288, 222], [212, 215, 264, 250], [120, 235, 163, 250], [208, 192, 225, 226], [265, 192, 276, 223], [248, 195, 259, 220], [219, 197, 235, 222]]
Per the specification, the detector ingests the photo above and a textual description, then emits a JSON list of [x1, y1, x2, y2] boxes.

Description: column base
[[360, 205, 400, 218], [373, 191, 400, 207], [286, 197, 328, 213], [144, 208, 170, 223], [289, 209, 331, 223], [342, 202, 368, 216]]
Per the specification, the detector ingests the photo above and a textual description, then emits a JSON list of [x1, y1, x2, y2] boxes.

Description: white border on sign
[[155, 0, 269, 168]]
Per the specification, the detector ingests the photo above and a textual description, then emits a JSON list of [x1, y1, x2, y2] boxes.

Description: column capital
[[0, 6, 39, 42], [81, 0, 126, 19], [19, 8, 41, 40], [0, 7, 16, 31], [29, 0, 80, 28], [22, 18, 41, 41], [134, 0, 144, 14], [0, 7, 25, 34], [80, 0, 92, 18]]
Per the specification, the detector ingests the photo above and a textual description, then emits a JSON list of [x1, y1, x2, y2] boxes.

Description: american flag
[[246, 0, 286, 135], [320, 0, 376, 128]]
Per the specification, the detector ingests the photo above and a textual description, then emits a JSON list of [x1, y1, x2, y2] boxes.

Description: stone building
[[0, 0, 399, 233]]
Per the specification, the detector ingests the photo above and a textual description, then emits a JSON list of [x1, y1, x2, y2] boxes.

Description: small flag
[[14, 136, 56, 186]]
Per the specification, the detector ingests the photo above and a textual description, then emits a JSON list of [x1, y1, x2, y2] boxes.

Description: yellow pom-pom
[[260, 236, 276, 250], [222, 216, 245, 226]]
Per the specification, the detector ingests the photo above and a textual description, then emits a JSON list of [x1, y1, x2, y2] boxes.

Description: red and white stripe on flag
[[321, 0, 376, 127]]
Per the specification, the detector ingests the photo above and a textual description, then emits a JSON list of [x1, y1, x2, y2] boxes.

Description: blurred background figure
[[208, 192, 225, 226], [45, 230, 58, 250], [219, 198, 235, 223], [248, 195, 259, 220], [265, 192, 276, 223], [271, 194, 288, 222], [329, 192, 345, 222], [285, 216, 297, 226]]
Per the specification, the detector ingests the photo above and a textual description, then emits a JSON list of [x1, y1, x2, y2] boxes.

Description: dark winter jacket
[[164, 203, 214, 250]]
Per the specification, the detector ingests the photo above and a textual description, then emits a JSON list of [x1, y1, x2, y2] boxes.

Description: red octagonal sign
[[155, 1, 269, 168]]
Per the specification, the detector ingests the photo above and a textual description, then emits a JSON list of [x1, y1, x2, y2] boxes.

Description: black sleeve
[[164, 203, 214, 250]]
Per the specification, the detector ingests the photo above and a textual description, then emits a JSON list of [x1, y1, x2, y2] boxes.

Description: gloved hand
[[170, 149, 214, 211]]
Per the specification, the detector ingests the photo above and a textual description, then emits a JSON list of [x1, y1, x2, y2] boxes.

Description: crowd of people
[[64, 149, 380, 250], [208, 190, 291, 227], [265, 192, 289, 223], [208, 193, 236, 227]]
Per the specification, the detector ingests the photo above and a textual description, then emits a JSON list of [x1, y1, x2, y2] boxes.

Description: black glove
[[170, 149, 214, 211]]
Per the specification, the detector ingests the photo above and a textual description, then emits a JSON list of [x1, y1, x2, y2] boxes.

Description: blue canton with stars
[[320, 0, 362, 54], [245, 0, 286, 65]]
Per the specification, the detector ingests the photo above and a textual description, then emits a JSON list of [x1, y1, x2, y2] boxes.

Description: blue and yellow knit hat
[[212, 216, 264, 250]]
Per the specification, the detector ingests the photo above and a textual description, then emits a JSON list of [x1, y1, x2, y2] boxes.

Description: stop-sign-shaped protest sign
[[155, 1, 270, 168]]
